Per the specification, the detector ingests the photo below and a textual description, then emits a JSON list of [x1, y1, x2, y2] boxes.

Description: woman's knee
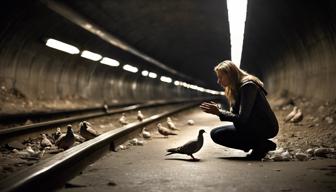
[[210, 125, 235, 143]]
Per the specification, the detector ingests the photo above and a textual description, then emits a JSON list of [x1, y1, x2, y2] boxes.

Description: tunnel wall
[[0, 1, 203, 106], [241, 0, 336, 101]]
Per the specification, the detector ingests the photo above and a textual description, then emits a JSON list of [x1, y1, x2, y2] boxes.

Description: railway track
[[0, 97, 216, 192]]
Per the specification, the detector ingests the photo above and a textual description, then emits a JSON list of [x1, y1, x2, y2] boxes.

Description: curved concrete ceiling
[[55, 0, 231, 89]]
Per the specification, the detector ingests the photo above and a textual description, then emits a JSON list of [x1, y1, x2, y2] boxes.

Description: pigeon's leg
[[190, 154, 196, 160]]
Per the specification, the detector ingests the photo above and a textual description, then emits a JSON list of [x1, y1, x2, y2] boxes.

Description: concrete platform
[[60, 108, 336, 192]]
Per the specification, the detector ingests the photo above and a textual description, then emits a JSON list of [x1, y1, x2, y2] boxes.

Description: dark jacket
[[218, 80, 279, 138]]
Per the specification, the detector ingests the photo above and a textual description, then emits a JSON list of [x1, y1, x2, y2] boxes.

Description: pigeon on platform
[[40, 133, 53, 148], [80, 121, 99, 140], [290, 108, 303, 123], [284, 106, 298, 122], [166, 129, 206, 160], [157, 123, 177, 137], [167, 117, 179, 130], [187, 120, 195, 125], [137, 110, 144, 121], [119, 113, 128, 125], [56, 125, 75, 150], [142, 127, 151, 139]]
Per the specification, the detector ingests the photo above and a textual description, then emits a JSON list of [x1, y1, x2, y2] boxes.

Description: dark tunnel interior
[[0, 1, 336, 191]]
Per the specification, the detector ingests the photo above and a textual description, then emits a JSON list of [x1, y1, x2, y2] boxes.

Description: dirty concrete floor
[[60, 109, 336, 192]]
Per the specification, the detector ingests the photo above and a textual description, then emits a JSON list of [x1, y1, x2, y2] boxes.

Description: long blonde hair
[[214, 60, 264, 107]]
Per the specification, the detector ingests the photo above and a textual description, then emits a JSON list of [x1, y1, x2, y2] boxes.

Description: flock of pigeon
[[11, 110, 201, 161], [118, 111, 204, 160]]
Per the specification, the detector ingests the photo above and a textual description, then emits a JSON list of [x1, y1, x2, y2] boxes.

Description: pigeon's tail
[[165, 152, 174, 156], [166, 147, 180, 155]]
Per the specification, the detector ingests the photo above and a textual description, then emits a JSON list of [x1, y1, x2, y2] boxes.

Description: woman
[[200, 60, 278, 160]]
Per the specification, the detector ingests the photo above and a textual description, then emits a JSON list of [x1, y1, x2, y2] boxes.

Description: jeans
[[210, 124, 276, 151]]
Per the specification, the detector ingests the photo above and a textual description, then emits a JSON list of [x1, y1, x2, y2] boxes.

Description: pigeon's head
[[167, 117, 172, 121], [157, 123, 162, 127], [67, 125, 73, 133], [138, 110, 142, 114], [199, 129, 206, 135]]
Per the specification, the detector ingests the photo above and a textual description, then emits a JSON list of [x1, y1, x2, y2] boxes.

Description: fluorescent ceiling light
[[141, 70, 149, 76], [148, 72, 157, 79], [45, 38, 80, 54], [81, 50, 102, 61], [123, 64, 138, 73], [100, 57, 120, 67], [160, 76, 172, 83], [227, 0, 248, 66]]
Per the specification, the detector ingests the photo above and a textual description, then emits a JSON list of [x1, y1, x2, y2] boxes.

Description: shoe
[[246, 140, 276, 160]]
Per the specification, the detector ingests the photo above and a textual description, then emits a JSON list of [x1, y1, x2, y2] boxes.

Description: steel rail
[[0, 97, 215, 140], [0, 102, 139, 123]]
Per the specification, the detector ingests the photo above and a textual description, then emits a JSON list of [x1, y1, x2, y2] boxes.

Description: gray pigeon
[[80, 121, 99, 140], [56, 125, 75, 150], [157, 123, 177, 137], [166, 129, 206, 160]]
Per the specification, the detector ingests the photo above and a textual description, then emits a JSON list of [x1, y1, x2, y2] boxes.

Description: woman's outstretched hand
[[200, 101, 221, 115]]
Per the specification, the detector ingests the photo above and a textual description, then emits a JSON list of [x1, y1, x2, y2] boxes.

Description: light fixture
[[81, 50, 102, 61], [174, 81, 180, 86], [227, 0, 248, 66], [141, 70, 149, 76], [160, 76, 172, 83], [123, 64, 138, 73], [100, 57, 120, 67], [148, 72, 157, 79], [45, 38, 80, 54]]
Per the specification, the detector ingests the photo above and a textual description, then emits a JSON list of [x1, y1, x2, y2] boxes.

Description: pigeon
[[187, 120, 195, 125], [56, 125, 75, 150], [157, 123, 177, 137], [167, 117, 179, 130], [141, 128, 151, 139], [52, 127, 63, 141], [290, 108, 303, 123], [74, 133, 86, 142], [13, 148, 45, 159], [80, 121, 99, 140], [137, 110, 144, 121], [284, 106, 298, 122], [119, 113, 128, 125], [166, 129, 206, 160], [103, 104, 109, 113], [40, 133, 53, 148]]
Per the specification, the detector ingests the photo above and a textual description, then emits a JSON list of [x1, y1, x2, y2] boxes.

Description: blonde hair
[[214, 60, 264, 107]]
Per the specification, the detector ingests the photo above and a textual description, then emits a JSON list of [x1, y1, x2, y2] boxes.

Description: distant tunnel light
[[148, 72, 157, 79], [81, 50, 102, 61], [100, 57, 120, 67], [160, 76, 172, 83], [174, 80, 180, 86], [123, 64, 138, 73], [141, 70, 149, 76], [227, 0, 248, 66], [45, 38, 80, 54]]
